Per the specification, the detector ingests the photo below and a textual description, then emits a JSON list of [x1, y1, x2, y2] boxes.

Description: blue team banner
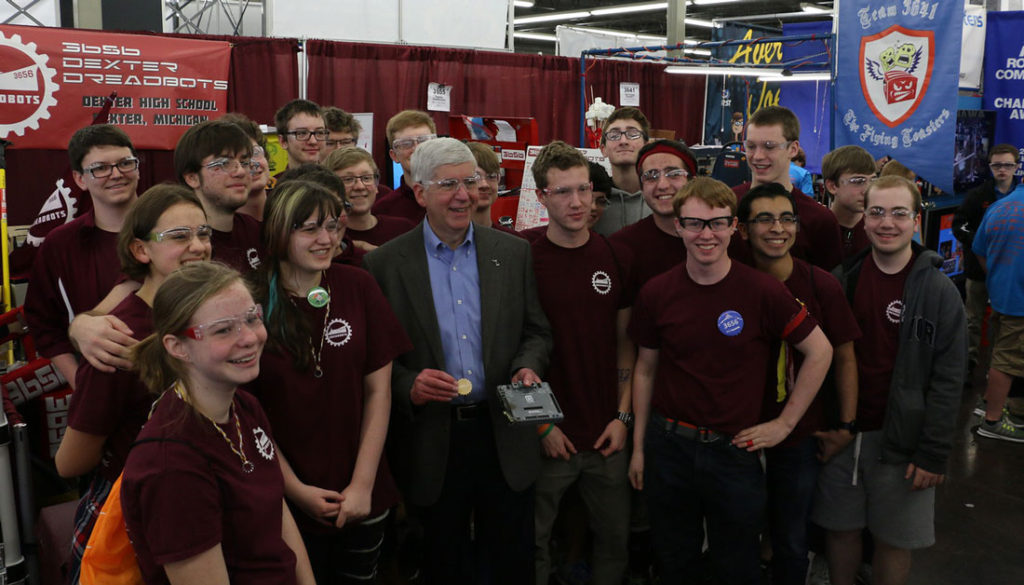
[[834, 1, 963, 193], [982, 12, 1024, 151]]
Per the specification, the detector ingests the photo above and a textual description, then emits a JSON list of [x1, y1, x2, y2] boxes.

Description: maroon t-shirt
[[122, 390, 296, 585], [333, 236, 367, 268], [731, 183, 843, 271], [532, 233, 634, 449], [25, 210, 123, 359], [610, 216, 687, 296], [212, 213, 264, 273], [840, 217, 871, 262], [248, 265, 412, 534], [347, 215, 417, 248], [519, 225, 547, 242], [764, 259, 862, 445], [629, 261, 818, 435], [852, 254, 913, 431], [68, 293, 155, 481], [372, 178, 425, 223]]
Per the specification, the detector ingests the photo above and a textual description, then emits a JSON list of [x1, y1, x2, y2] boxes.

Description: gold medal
[[457, 378, 472, 396]]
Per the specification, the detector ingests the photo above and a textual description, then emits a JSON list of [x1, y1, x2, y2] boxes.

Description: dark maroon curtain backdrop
[[6, 33, 704, 226], [305, 40, 705, 176]]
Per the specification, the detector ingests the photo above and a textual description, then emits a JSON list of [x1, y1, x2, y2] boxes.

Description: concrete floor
[[908, 376, 1024, 584]]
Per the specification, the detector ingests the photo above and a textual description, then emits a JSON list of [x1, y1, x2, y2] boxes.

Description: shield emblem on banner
[[859, 25, 934, 128]]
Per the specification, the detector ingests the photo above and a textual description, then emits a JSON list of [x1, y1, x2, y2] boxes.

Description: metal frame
[[164, 0, 263, 35]]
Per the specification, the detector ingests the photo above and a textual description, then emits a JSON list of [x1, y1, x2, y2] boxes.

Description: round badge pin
[[457, 378, 473, 396], [717, 310, 744, 337], [307, 286, 330, 308]]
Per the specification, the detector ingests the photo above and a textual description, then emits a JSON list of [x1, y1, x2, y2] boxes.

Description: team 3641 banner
[[0, 24, 230, 150], [982, 12, 1024, 151], [833, 1, 962, 194]]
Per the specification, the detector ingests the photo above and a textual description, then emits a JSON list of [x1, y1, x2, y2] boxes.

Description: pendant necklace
[[174, 381, 254, 473], [308, 276, 331, 378]]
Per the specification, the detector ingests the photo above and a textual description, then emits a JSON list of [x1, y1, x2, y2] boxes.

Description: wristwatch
[[617, 411, 635, 429], [837, 420, 859, 434]]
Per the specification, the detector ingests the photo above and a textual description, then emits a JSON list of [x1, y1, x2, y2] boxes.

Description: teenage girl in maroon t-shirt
[[56, 184, 213, 584], [121, 262, 314, 585], [248, 180, 411, 583]]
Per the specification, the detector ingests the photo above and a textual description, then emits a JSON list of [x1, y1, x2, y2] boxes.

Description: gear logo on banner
[[0, 31, 59, 138], [859, 25, 933, 128]]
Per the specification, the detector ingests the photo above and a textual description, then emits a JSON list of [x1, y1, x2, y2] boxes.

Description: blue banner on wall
[[982, 12, 1024, 152], [781, 21, 832, 174], [833, 1, 963, 193]]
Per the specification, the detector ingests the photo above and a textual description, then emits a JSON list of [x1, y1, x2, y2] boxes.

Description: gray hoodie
[[592, 187, 651, 236]]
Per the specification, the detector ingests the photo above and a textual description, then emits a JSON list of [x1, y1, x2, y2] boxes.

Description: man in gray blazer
[[364, 138, 552, 585]]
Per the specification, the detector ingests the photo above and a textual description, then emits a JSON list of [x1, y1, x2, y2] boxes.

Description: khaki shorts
[[990, 313, 1024, 378], [811, 430, 935, 549]]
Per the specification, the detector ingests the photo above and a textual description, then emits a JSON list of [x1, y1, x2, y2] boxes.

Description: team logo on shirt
[[885, 300, 903, 324], [324, 318, 353, 347], [253, 427, 274, 460], [591, 270, 612, 295], [246, 248, 261, 270], [717, 310, 744, 337]]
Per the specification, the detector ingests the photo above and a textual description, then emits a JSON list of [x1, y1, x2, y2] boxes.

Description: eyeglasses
[[252, 145, 266, 159], [204, 157, 255, 174], [293, 218, 343, 237], [285, 129, 329, 141], [640, 168, 689, 183], [84, 157, 140, 179], [181, 304, 264, 341], [325, 138, 357, 148], [865, 207, 916, 221], [422, 174, 480, 192], [990, 162, 1017, 170], [483, 172, 500, 181], [392, 134, 436, 151], [743, 140, 792, 153], [340, 174, 379, 187], [747, 213, 798, 227], [147, 225, 213, 244], [594, 197, 610, 208], [678, 216, 735, 232], [839, 175, 875, 186], [604, 129, 646, 142], [541, 183, 593, 198]]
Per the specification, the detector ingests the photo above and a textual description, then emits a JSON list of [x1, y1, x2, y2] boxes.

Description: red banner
[[0, 25, 230, 150]]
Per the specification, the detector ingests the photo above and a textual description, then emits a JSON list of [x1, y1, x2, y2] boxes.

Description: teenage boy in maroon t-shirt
[[628, 177, 833, 584], [737, 182, 861, 585], [25, 125, 140, 387], [609, 140, 695, 291], [812, 176, 965, 585], [372, 110, 437, 222], [529, 142, 636, 585], [730, 106, 843, 271], [823, 145, 877, 262], [275, 98, 327, 169], [176, 120, 264, 272]]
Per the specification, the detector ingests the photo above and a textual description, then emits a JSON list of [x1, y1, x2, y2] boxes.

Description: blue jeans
[[765, 437, 820, 585], [643, 416, 765, 585]]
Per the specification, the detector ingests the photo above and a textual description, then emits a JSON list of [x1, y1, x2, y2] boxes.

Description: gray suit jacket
[[364, 222, 552, 506]]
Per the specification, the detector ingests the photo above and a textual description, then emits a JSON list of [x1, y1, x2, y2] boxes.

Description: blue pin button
[[717, 310, 744, 336]]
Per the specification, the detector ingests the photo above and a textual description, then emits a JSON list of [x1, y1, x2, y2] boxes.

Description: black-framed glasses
[[392, 134, 436, 151], [677, 216, 734, 232], [326, 137, 357, 148], [340, 174, 379, 187], [640, 168, 689, 183], [84, 157, 139, 179], [747, 213, 799, 227], [422, 174, 480, 192], [285, 129, 330, 141], [604, 129, 646, 142], [147, 224, 213, 244], [293, 218, 343, 236]]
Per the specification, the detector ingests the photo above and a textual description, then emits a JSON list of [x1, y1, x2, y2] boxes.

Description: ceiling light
[[514, 11, 591, 24], [591, 2, 667, 16], [758, 71, 831, 82], [800, 3, 832, 13], [685, 18, 718, 28], [666, 65, 784, 77], [514, 31, 558, 42], [513, 0, 535, 7]]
